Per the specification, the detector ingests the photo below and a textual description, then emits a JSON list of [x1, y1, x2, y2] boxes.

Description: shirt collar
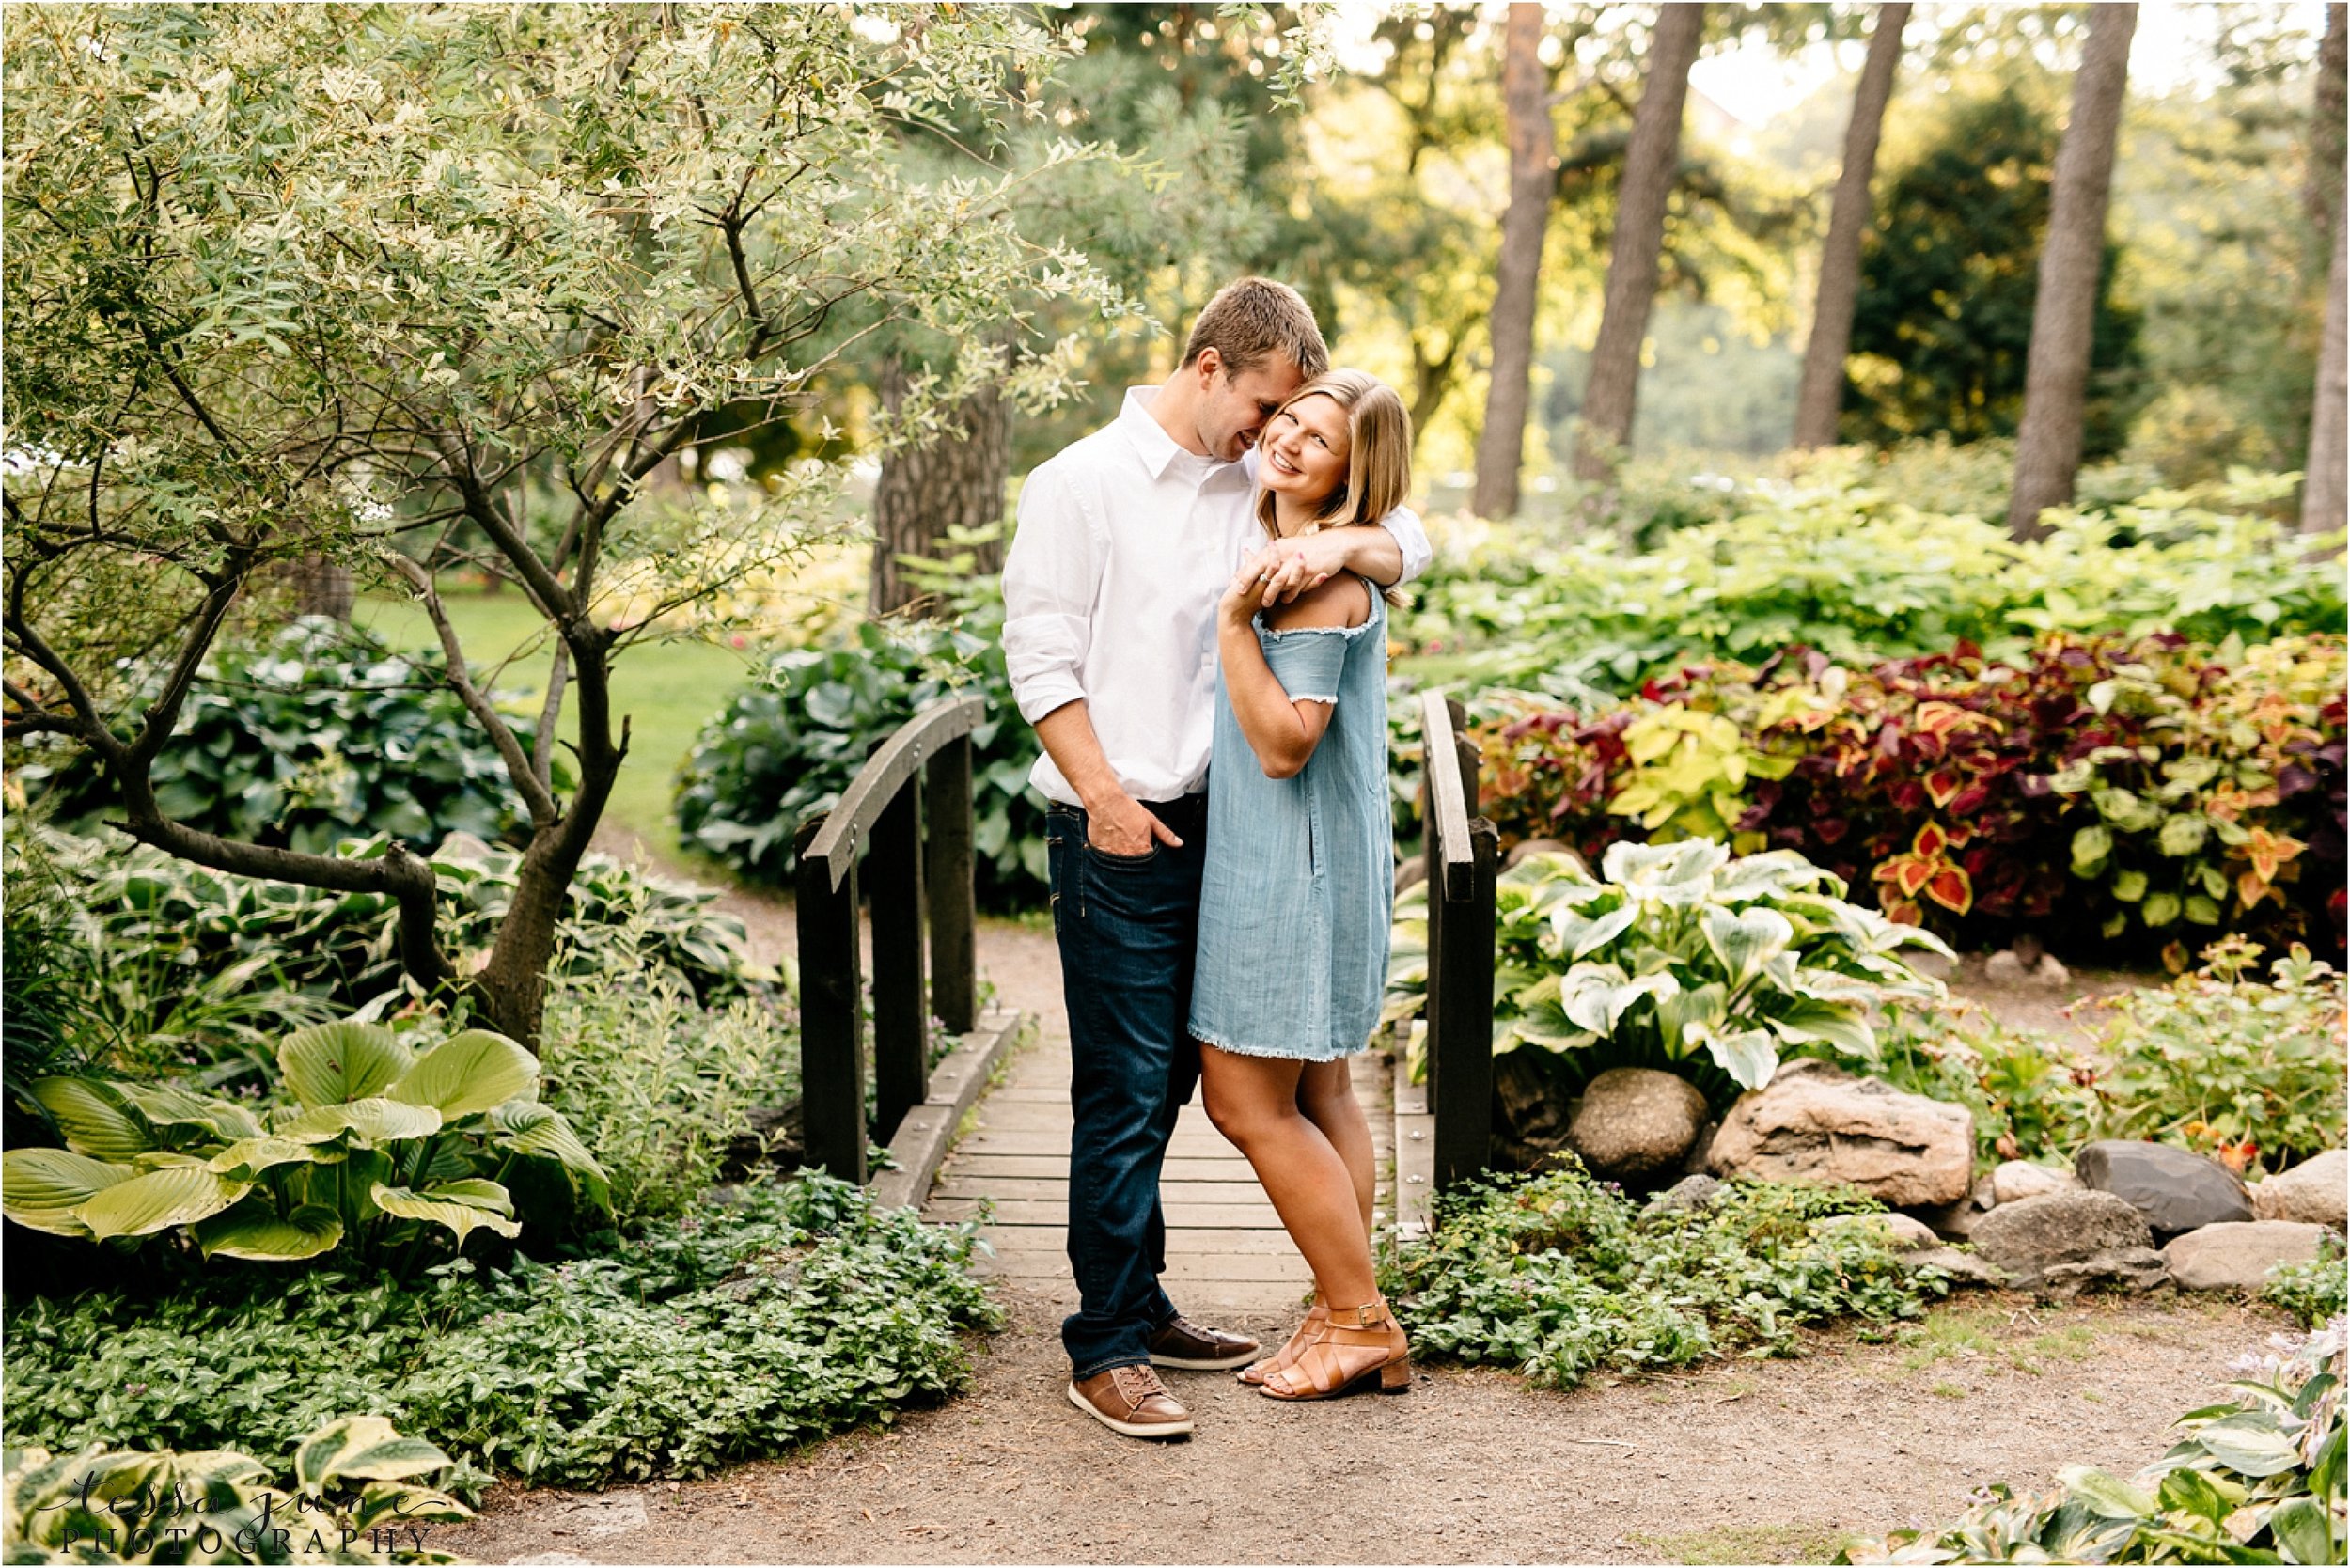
[[1120, 384, 1220, 481]]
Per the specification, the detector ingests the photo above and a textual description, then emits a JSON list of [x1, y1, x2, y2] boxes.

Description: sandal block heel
[[1379, 1356, 1413, 1394]]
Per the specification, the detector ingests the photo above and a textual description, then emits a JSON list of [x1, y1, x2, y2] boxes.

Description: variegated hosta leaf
[[387, 1028, 539, 1121], [275, 1097, 444, 1145], [1712, 849, 1839, 901], [1509, 997, 1598, 1050], [1792, 969, 1884, 1005], [1561, 963, 1632, 1033], [293, 1415, 459, 1496], [1602, 838, 1729, 903], [2058, 1466, 2158, 1520], [206, 1137, 333, 1178], [193, 1200, 344, 1262], [112, 1082, 263, 1144], [279, 1021, 416, 1110], [1687, 1023, 1779, 1090], [1549, 900, 1638, 961], [29, 1077, 154, 1161], [76, 1166, 252, 1240], [1, 1148, 135, 1237], [1767, 1001, 1878, 1058], [347, 1478, 473, 1533], [1700, 905, 1794, 988], [1656, 981, 1728, 1050], [488, 1102, 611, 1204], [369, 1182, 523, 1247]]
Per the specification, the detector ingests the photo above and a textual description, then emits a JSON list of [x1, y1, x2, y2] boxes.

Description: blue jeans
[[1045, 793, 1209, 1379]]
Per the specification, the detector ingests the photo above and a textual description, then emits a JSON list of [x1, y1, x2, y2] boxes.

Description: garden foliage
[[1463, 632, 2345, 956], [4, 1178, 998, 1495], [1402, 478, 2342, 698], [16, 620, 561, 855], [1379, 1162, 1951, 1391], [4, 1415, 470, 1564], [1840, 1317, 2347, 1564], [674, 583, 1047, 907], [3, 1019, 608, 1262], [1385, 840, 1952, 1105]]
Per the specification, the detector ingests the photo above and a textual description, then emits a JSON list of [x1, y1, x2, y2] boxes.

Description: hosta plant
[[3, 1415, 469, 1564], [1386, 839, 1953, 1105], [2, 1020, 607, 1262], [1841, 1316, 2346, 1565]]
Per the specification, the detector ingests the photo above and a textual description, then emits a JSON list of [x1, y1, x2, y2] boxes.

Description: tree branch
[[386, 554, 560, 829]]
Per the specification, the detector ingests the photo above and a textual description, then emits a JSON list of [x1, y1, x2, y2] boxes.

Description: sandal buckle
[[1345, 1302, 1386, 1329]]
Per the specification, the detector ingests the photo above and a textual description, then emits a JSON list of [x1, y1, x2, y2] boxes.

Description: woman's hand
[[1221, 546, 1274, 625]]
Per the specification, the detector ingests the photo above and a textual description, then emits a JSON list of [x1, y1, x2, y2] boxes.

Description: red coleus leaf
[[1947, 782, 1993, 817], [1893, 856, 1935, 899], [1923, 865, 1973, 915], [1923, 769, 1964, 808], [1912, 822, 1950, 859]]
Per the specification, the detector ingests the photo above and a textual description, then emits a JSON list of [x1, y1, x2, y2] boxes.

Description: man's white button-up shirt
[[1001, 384, 1434, 807]]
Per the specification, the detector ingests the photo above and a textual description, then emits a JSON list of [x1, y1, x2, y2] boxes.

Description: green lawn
[[352, 591, 758, 862]]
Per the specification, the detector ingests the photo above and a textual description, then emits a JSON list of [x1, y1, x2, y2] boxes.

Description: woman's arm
[[1216, 551, 1369, 780]]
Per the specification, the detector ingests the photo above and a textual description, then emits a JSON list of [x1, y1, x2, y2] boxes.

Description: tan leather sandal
[[1237, 1301, 1327, 1386], [1258, 1295, 1411, 1401]]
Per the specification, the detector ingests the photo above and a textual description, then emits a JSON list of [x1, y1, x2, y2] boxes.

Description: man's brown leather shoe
[[1068, 1363, 1195, 1438], [1147, 1312, 1262, 1372]]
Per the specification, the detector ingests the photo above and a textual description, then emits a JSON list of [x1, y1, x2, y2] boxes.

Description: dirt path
[[446, 1290, 2289, 1565], [483, 839, 2242, 1565]]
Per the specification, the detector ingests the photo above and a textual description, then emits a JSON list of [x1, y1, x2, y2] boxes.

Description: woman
[[1188, 368, 1412, 1402]]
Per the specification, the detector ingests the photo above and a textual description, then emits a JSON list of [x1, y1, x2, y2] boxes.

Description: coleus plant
[[1386, 839, 1954, 1106]]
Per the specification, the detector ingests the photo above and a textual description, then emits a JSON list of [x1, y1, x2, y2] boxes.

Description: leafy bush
[[1379, 1163, 1951, 1391], [2083, 940, 2347, 1175], [1465, 632, 2346, 957], [1863, 1003, 2106, 1173], [1385, 839, 1951, 1106], [5, 1414, 470, 1564], [3, 1019, 608, 1263], [40, 826, 770, 1022], [16, 619, 566, 854], [537, 944, 799, 1225], [2264, 1239, 2349, 1330], [5, 1177, 999, 1495], [1401, 472, 2343, 698], [674, 578, 1047, 906], [1840, 1316, 2346, 1564]]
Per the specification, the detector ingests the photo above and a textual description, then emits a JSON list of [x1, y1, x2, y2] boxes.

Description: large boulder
[[2251, 1150, 2347, 1230], [1991, 1160, 2079, 1206], [1969, 1189, 2157, 1292], [2076, 1140, 2253, 1237], [1706, 1058, 1973, 1207], [1568, 1068, 1709, 1182], [2163, 1220, 2334, 1292]]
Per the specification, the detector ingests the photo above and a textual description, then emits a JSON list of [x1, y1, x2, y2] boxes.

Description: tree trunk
[[1470, 3, 1558, 520], [1573, 1, 1705, 485], [1793, 2, 1911, 450], [289, 556, 354, 619], [2006, 3, 2138, 541], [2306, 5, 2345, 241], [2304, 202, 2347, 534], [869, 353, 1010, 618]]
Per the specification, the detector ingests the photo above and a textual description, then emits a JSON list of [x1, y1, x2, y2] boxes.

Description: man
[[1001, 277, 1432, 1439]]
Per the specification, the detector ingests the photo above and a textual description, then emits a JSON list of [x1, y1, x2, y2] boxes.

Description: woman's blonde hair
[[1252, 368, 1413, 541]]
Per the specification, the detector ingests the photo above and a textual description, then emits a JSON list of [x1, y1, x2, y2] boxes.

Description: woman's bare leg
[[1199, 1043, 1377, 1308], [1297, 1058, 1375, 1241]]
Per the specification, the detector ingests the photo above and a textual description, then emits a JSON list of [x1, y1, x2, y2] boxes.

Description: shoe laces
[[1110, 1363, 1169, 1405]]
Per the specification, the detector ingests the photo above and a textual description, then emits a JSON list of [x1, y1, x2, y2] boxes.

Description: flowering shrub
[[1466, 633, 2345, 957]]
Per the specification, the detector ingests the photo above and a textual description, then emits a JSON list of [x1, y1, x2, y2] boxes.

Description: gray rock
[[1912, 1198, 1986, 1241], [1983, 949, 2071, 987], [2039, 1247, 2171, 1299], [1644, 1173, 1722, 1214], [1971, 1171, 1998, 1210], [1817, 1211, 1939, 1251], [1907, 949, 1956, 983], [1568, 1067, 1709, 1181], [1983, 949, 2029, 983], [2076, 1139, 2253, 1237], [2250, 1150, 2347, 1230], [1908, 1247, 2011, 1289], [2162, 1220, 2333, 1291], [1504, 838, 1590, 875], [1991, 1159, 2079, 1206], [1968, 1189, 2155, 1291], [1683, 1118, 1719, 1176], [1706, 1058, 1974, 1206]]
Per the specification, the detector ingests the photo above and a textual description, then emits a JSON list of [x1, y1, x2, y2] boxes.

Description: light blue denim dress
[[1189, 580, 1391, 1060]]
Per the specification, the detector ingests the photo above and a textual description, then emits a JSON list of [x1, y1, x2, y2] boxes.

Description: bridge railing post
[[794, 814, 868, 1184], [924, 732, 978, 1036], [868, 772, 928, 1141], [1417, 692, 1498, 1194]]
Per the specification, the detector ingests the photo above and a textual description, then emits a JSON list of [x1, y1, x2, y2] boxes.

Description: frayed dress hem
[[1188, 1022, 1372, 1062]]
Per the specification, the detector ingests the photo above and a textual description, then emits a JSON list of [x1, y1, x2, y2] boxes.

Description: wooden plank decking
[[922, 1027, 1394, 1313]]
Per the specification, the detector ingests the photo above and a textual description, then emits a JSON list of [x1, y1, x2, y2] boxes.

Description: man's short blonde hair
[[1179, 277, 1330, 381]]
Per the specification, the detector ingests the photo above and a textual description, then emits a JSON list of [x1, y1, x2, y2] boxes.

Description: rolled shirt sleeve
[[1000, 465, 1102, 725], [1374, 503, 1434, 586]]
